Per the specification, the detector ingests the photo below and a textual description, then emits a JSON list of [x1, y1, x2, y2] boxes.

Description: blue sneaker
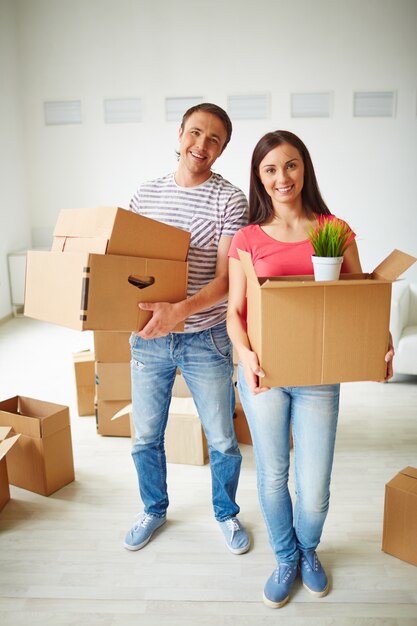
[[123, 513, 166, 551], [263, 563, 298, 608], [299, 550, 329, 597], [218, 517, 250, 554]]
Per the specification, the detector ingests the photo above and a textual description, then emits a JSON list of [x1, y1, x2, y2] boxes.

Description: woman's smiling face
[[258, 143, 305, 209]]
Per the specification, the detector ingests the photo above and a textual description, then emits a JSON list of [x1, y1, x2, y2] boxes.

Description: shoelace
[[133, 513, 153, 530], [225, 517, 240, 539]]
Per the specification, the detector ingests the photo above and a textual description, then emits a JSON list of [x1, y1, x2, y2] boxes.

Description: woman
[[227, 130, 394, 609]]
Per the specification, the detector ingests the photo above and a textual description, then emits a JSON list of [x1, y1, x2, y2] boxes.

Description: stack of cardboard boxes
[[94, 331, 131, 436], [24, 207, 190, 332], [72, 349, 95, 416]]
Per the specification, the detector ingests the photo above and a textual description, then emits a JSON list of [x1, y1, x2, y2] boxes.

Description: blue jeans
[[130, 321, 241, 521], [237, 362, 340, 565]]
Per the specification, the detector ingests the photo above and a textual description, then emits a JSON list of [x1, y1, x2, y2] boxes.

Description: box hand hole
[[128, 275, 155, 290]]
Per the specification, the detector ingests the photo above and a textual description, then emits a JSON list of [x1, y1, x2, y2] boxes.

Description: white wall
[[0, 0, 31, 319], [1, 0, 416, 318]]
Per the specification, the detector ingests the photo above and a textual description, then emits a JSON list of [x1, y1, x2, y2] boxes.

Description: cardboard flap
[[400, 466, 417, 480], [73, 349, 95, 363], [53, 207, 118, 238], [372, 249, 416, 281], [0, 434, 20, 461], [237, 249, 259, 284], [0, 426, 12, 441], [110, 403, 132, 421]]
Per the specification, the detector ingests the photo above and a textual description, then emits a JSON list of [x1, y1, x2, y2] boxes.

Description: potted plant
[[307, 218, 351, 281]]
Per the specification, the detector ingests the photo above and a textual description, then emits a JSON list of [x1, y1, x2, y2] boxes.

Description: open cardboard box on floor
[[382, 467, 417, 567], [238, 249, 416, 387], [0, 396, 75, 496], [24, 207, 190, 332], [0, 427, 20, 511]]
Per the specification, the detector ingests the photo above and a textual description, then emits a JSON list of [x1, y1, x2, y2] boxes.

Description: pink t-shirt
[[228, 216, 355, 277]]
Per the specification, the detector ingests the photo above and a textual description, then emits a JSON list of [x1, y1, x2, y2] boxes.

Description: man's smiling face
[[177, 111, 228, 184]]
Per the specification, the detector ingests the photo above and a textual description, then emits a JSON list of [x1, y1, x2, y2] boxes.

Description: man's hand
[[136, 302, 183, 339]]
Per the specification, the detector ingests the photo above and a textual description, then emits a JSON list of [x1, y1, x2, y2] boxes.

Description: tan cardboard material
[[93, 331, 131, 362], [73, 350, 95, 416], [172, 372, 191, 398], [51, 207, 190, 261], [121, 398, 208, 465], [24, 251, 188, 332], [0, 428, 20, 511], [382, 466, 417, 566], [95, 362, 131, 401], [165, 397, 208, 466], [96, 400, 130, 437], [0, 396, 75, 496], [238, 249, 416, 387], [233, 402, 252, 445]]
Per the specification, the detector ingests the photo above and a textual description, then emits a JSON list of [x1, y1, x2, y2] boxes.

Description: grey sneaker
[[123, 513, 166, 551], [218, 517, 250, 554]]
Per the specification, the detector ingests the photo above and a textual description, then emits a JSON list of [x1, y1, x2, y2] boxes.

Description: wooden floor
[[0, 317, 416, 626]]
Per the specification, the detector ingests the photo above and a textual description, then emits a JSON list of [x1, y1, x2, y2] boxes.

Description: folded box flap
[[372, 249, 417, 281], [0, 426, 12, 441], [53, 207, 118, 238], [237, 249, 260, 285], [0, 434, 20, 461], [400, 466, 417, 480], [110, 403, 132, 421]]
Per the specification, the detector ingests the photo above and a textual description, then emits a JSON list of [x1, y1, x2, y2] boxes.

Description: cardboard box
[[0, 396, 75, 496], [95, 362, 131, 401], [125, 398, 208, 465], [0, 427, 20, 511], [238, 249, 416, 387], [25, 206, 190, 333], [233, 401, 252, 445], [96, 400, 130, 437], [73, 349, 95, 415], [382, 467, 417, 566], [165, 397, 208, 465], [24, 251, 188, 332], [94, 331, 131, 362], [51, 206, 190, 261], [172, 372, 191, 398]]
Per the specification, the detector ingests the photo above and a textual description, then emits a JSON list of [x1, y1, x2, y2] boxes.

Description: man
[[124, 103, 249, 555]]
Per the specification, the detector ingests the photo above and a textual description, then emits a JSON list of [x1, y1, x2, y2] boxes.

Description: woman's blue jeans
[[238, 362, 340, 565], [130, 322, 241, 522]]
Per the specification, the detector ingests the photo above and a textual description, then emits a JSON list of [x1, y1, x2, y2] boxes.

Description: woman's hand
[[241, 351, 270, 395], [384, 333, 395, 381]]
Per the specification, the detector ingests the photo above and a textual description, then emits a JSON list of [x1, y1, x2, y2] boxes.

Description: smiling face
[[177, 111, 228, 186], [258, 143, 305, 211]]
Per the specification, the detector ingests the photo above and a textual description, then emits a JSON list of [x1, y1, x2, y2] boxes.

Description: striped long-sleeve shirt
[[130, 172, 248, 332]]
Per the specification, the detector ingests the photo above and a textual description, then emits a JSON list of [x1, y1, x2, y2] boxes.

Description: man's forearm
[[175, 274, 228, 321]]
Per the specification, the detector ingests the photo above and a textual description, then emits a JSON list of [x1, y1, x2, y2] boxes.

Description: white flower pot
[[312, 256, 343, 281]]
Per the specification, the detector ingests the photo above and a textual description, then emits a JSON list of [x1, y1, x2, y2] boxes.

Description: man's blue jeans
[[238, 362, 340, 565], [130, 321, 241, 521]]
